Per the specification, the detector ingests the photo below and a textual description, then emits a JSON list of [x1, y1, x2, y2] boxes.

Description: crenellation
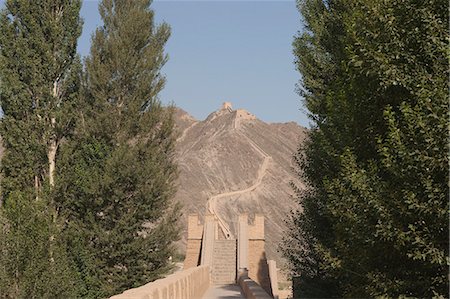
[[183, 213, 274, 296], [184, 214, 204, 269], [235, 109, 256, 120], [222, 102, 233, 111], [248, 214, 265, 240], [187, 214, 203, 239]]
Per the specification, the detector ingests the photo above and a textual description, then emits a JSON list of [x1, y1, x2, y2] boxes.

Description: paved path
[[202, 284, 245, 299]]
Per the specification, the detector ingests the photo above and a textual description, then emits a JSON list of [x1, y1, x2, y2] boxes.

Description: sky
[[1, 0, 309, 127]]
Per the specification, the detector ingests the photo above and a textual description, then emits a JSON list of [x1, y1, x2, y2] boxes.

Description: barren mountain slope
[[174, 104, 307, 267]]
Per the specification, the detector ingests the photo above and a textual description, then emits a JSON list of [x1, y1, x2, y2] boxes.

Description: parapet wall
[[110, 265, 210, 299], [222, 102, 233, 111], [184, 215, 204, 269], [183, 213, 275, 297], [239, 274, 272, 299], [235, 109, 256, 120], [243, 214, 271, 295]]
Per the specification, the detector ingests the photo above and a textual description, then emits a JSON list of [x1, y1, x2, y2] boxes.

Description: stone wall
[[184, 214, 203, 269], [235, 109, 256, 120], [239, 274, 272, 299], [247, 215, 271, 295], [109, 265, 210, 299], [183, 213, 275, 296]]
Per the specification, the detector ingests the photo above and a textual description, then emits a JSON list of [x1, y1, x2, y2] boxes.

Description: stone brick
[[184, 214, 203, 269], [248, 240, 270, 294], [184, 240, 202, 269]]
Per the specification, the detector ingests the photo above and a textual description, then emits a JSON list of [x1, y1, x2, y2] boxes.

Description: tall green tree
[[283, 0, 448, 297], [55, 0, 180, 296], [0, 1, 83, 297], [0, 0, 82, 197], [0, 192, 79, 298]]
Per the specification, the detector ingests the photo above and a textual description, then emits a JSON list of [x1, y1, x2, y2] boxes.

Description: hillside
[[174, 103, 307, 269]]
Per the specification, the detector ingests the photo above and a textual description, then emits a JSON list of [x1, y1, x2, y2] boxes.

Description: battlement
[[235, 109, 256, 120], [238, 213, 264, 240], [222, 102, 233, 111], [187, 214, 204, 239], [184, 213, 272, 294]]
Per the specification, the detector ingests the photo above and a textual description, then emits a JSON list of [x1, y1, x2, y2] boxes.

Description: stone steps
[[212, 240, 237, 284]]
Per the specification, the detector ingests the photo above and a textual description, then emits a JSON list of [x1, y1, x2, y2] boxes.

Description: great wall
[[109, 102, 304, 299], [207, 103, 272, 241], [111, 213, 279, 299]]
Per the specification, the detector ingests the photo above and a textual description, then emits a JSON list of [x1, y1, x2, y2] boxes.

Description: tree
[[0, 0, 82, 197], [0, 192, 79, 299], [283, 0, 448, 297], [0, 1, 83, 297], [55, 0, 180, 296]]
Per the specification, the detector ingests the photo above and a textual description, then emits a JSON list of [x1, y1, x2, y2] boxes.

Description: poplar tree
[[0, 0, 83, 297], [0, 0, 82, 197], [55, 0, 180, 296], [283, 0, 448, 297]]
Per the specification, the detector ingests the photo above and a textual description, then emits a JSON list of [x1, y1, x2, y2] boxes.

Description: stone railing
[[239, 273, 272, 299], [237, 214, 274, 294], [267, 260, 279, 299], [110, 265, 210, 299]]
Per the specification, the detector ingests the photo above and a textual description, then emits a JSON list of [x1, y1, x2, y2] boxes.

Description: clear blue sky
[[1, 0, 309, 126], [80, 0, 308, 126]]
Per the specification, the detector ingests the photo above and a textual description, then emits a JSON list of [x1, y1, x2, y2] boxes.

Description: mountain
[[173, 102, 307, 270]]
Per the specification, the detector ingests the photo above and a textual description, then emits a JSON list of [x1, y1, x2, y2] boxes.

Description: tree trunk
[[49, 80, 58, 188], [47, 117, 58, 188], [34, 175, 39, 200], [48, 138, 57, 188]]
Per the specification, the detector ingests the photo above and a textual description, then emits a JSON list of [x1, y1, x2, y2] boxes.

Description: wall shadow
[[257, 250, 272, 296]]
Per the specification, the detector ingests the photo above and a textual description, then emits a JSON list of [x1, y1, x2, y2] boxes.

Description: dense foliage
[[283, 0, 449, 297], [0, 1, 82, 297], [0, 0, 82, 197], [0, 0, 180, 298], [55, 0, 180, 297], [0, 192, 78, 298]]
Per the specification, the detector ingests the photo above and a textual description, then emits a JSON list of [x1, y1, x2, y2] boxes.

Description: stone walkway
[[202, 284, 245, 299]]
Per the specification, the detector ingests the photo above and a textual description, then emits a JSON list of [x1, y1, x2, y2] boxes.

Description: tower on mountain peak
[[222, 102, 233, 111]]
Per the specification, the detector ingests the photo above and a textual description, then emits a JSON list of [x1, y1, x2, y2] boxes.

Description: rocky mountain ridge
[[174, 102, 307, 269]]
